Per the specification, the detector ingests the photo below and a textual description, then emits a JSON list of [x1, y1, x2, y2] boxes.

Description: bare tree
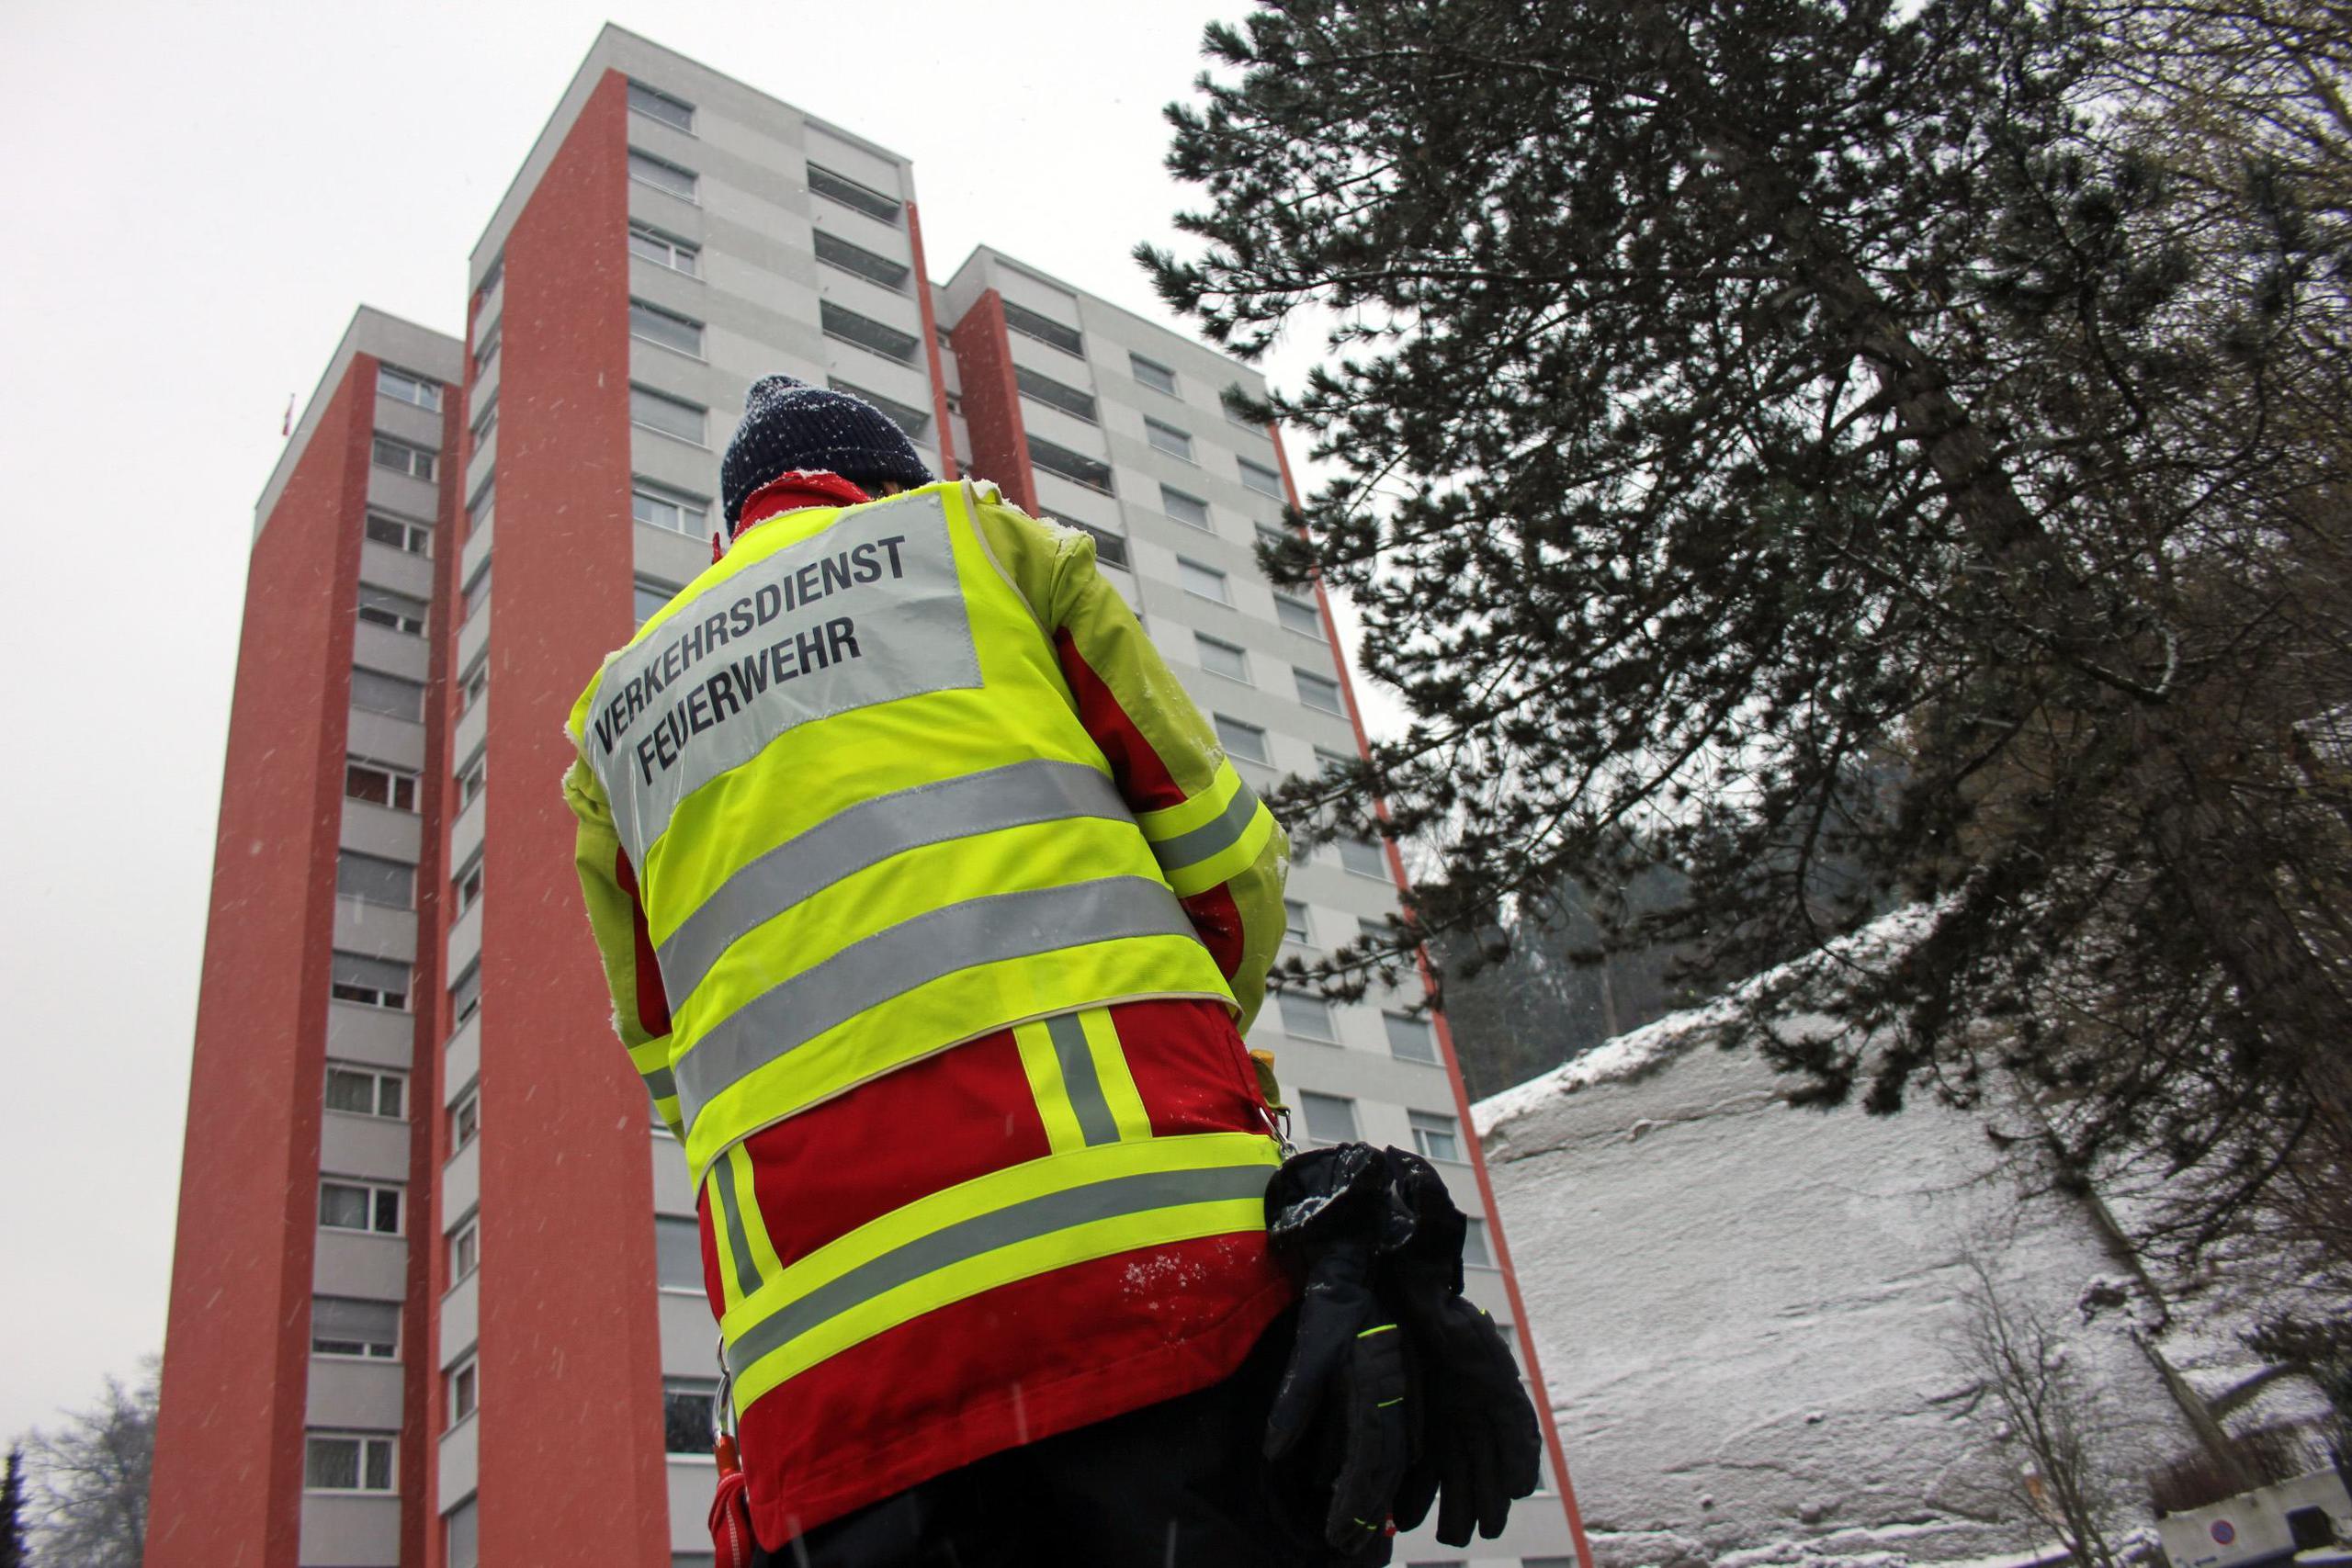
[[1949, 1250, 2136, 1568], [20, 1358, 156, 1568]]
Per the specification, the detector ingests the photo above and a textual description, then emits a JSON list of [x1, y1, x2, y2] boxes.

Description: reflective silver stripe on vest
[[724, 1161, 1270, 1375], [675, 877, 1198, 1130], [583, 492, 983, 867], [1150, 775, 1263, 874], [643, 1065, 677, 1102], [712, 1161, 763, 1301], [657, 761, 1131, 1006], [1046, 1011, 1120, 1146]]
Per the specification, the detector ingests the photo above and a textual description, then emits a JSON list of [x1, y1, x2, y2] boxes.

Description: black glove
[[1262, 1144, 1414, 1555], [1378, 1148, 1544, 1547]]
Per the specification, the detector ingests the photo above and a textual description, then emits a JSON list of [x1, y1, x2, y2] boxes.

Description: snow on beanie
[[720, 373, 933, 528]]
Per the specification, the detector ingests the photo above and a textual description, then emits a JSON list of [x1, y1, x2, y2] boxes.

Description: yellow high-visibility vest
[[566, 479, 1240, 1183]]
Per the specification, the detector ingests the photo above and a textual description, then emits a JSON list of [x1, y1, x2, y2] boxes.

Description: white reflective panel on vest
[[586, 491, 981, 863]]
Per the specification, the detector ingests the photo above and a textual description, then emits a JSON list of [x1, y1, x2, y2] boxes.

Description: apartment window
[[1015, 366, 1098, 423], [1278, 991, 1338, 1043], [1001, 299, 1083, 356], [655, 1215, 702, 1290], [453, 852, 483, 914], [1283, 898, 1310, 945], [1131, 353, 1178, 396], [1179, 558, 1232, 604], [1409, 1110, 1462, 1163], [628, 149, 698, 201], [311, 1296, 399, 1359], [829, 379, 931, 442], [450, 962, 481, 1024], [455, 750, 487, 809], [469, 392, 498, 446], [364, 511, 431, 556], [447, 1357, 479, 1423], [336, 851, 413, 909], [1144, 418, 1195, 462], [345, 757, 417, 812], [628, 222, 700, 276], [1275, 592, 1325, 638], [325, 1066, 404, 1121], [807, 162, 902, 225], [1295, 668, 1344, 715], [635, 577, 680, 627], [1197, 633, 1250, 683], [371, 435, 435, 481], [449, 1087, 481, 1152], [377, 365, 442, 411], [466, 479, 493, 540], [1214, 714, 1268, 765], [1027, 436, 1114, 495], [1298, 1090, 1359, 1145], [633, 480, 710, 536], [1161, 486, 1212, 531], [627, 80, 695, 132], [350, 667, 424, 722], [630, 384, 707, 444], [1316, 745, 1354, 776], [1058, 514, 1129, 570], [1338, 837, 1388, 879], [1239, 457, 1285, 499], [630, 299, 705, 357], [356, 584, 428, 637], [320, 1179, 401, 1235], [1463, 1216, 1493, 1268], [459, 658, 488, 715], [330, 952, 409, 1011], [447, 1501, 479, 1568], [664, 1379, 718, 1454], [1385, 1011, 1438, 1063], [471, 325, 500, 379], [813, 229, 910, 293], [304, 1432, 395, 1493], [462, 564, 492, 623], [448, 1216, 480, 1280], [819, 300, 921, 366]]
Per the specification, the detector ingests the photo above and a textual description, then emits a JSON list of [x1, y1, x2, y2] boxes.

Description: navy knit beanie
[[721, 374, 933, 527]]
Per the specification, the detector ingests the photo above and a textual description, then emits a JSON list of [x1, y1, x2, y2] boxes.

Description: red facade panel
[[469, 67, 671, 1566], [147, 358, 375, 1568], [946, 290, 1035, 513], [904, 200, 959, 481]]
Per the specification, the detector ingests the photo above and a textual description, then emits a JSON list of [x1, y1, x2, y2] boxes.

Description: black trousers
[[752, 1314, 1390, 1568]]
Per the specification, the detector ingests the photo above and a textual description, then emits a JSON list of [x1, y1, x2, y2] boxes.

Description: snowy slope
[[1475, 920, 2198, 1568]]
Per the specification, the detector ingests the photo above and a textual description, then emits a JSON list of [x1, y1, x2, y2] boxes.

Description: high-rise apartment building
[[149, 27, 1590, 1568]]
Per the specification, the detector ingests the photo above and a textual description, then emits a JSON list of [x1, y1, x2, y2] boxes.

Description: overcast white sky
[[0, 0, 1378, 1443]]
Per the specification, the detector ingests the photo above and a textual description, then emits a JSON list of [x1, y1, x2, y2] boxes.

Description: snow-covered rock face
[[1479, 1030, 2190, 1568]]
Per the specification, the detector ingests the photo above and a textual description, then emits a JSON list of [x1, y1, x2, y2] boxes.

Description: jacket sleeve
[[562, 753, 684, 1140], [970, 488, 1290, 1032]]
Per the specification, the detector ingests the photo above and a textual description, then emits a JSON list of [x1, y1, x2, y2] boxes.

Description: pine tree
[[3, 1446, 28, 1568], [1143, 0, 2352, 1263]]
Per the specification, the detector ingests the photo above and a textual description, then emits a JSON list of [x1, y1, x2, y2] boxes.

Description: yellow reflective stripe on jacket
[[721, 1132, 1282, 1414], [1013, 1005, 1154, 1155], [707, 1143, 785, 1315], [1135, 761, 1279, 897]]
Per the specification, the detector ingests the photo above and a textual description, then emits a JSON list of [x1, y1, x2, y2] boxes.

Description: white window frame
[[309, 1297, 400, 1361], [633, 479, 710, 536], [629, 298, 706, 359], [1130, 353, 1179, 397], [1283, 898, 1310, 945], [629, 384, 707, 446], [377, 365, 442, 412], [654, 1213, 704, 1294], [627, 80, 695, 133], [1295, 667, 1344, 716], [1277, 990, 1338, 1043], [1144, 416, 1196, 462], [1337, 837, 1390, 880], [320, 1178, 402, 1236], [1297, 1089, 1360, 1145], [344, 756, 418, 813], [628, 221, 701, 276], [1463, 1216, 1495, 1269], [448, 1214, 480, 1282], [450, 961, 481, 1025], [356, 584, 428, 637], [455, 748, 487, 809], [449, 1085, 481, 1153], [370, 435, 435, 481], [1178, 558, 1231, 605], [1385, 1010, 1439, 1064], [324, 1064, 405, 1122], [628, 148, 699, 203], [1162, 485, 1213, 531], [469, 392, 497, 445], [335, 850, 414, 909], [1275, 592, 1327, 639], [1409, 1109, 1463, 1164], [1196, 633, 1250, 684], [330, 951, 410, 1012], [453, 852, 483, 915], [447, 1355, 480, 1425], [364, 510, 431, 557], [1214, 714, 1269, 765], [303, 1431, 397, 1495], [349, 666, 424, 722], [1239, 456, 1286, 499]]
